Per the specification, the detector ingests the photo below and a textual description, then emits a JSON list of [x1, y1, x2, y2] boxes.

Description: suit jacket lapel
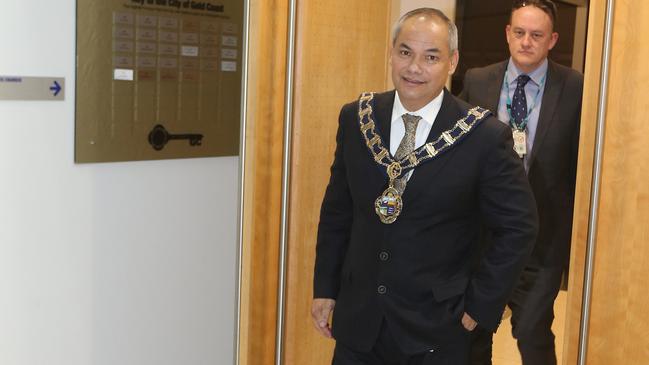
[[372, 90, 395, 148], [528, 60, 562, 169], [404, 89, 462, 200], [424, 89, 459, 144], [484, 61, 507, 112]]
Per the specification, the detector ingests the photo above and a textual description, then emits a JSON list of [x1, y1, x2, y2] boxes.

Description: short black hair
[[511, 0, 558, 29]]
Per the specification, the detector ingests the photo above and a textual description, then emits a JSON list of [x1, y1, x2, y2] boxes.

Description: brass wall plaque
[[76, 0, 243, 163]]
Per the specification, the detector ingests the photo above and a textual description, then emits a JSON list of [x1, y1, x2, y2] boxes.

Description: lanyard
[[504, 72, 545, 131]]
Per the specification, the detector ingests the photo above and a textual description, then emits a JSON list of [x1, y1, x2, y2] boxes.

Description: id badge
[[512, 129, 527, 158]]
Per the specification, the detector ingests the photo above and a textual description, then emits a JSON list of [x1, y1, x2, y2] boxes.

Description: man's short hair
[[392, 8, 458, 53], [511, 0, 558, 29]]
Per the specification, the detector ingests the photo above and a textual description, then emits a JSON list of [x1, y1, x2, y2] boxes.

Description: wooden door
[[283, 1, 393, 363], [564, 0, 649, 363]]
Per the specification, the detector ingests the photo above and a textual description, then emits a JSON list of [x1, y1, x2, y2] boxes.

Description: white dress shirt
[[389, 90, 444, 181]]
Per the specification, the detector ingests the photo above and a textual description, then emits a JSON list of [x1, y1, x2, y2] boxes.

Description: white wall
[[0, 2, 238, 365]]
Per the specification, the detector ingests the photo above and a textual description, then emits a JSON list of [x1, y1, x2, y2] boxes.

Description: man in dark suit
[[311, 8, 538, 365], [459, 1, 583, 364]]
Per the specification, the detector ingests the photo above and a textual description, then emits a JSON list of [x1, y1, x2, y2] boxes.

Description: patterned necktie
[[511, 74, 531, 127], [394, 113, 421, 193]]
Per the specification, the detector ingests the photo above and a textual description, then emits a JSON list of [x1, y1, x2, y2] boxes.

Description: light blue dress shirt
[[497, 58, 548, 170]]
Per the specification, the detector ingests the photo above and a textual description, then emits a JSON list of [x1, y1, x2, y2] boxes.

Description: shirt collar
[[506, 58, 548, 87], [391, 90, 444, 127]]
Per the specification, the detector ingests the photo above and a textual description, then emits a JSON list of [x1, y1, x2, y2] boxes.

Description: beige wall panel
[[562, 0, 606, 363], [283, 1, 392, 363], [565, 0, 649, 364], [239, 1, 289, 364]]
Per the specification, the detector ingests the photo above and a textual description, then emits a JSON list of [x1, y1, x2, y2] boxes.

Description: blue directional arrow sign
[[50, 80, 62, 96], [0, 75, 65, 100]]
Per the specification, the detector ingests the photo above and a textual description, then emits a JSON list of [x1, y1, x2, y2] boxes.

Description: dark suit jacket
[[313, 89, 538, 354], [459, 60, 583, 268]]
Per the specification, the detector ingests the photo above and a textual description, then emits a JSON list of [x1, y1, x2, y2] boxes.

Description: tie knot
[[517, 74, 531, 88], [402, 114, 421, 133]]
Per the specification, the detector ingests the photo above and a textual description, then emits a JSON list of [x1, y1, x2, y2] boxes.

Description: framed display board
[[76, 0, 243, 162]]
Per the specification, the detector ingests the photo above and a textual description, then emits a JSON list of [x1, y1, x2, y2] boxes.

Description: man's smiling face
[[390, 15, 458, 111]]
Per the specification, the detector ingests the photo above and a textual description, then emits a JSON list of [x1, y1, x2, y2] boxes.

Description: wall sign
[[0, 76, 65, 101]]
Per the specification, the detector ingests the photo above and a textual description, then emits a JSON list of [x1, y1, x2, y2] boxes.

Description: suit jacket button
[[377, 285, 387, 294], [379, 251, 390, 261]]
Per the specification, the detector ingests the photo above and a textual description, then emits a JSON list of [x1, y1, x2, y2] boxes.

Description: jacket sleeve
[[464, 122, 539, 331], [313, 105, 354, 299]]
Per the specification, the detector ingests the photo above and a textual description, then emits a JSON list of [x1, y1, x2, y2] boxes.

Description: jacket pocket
[[432, 277, 469, 302]]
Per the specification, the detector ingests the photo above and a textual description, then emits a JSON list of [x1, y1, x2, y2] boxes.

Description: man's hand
[[462, 312, 478, 331], [311, 298, 336, 338]]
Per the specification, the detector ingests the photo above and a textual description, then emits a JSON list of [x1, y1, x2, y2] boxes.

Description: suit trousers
[[333, 319, 471, 365], [469, 265, 564, 365]]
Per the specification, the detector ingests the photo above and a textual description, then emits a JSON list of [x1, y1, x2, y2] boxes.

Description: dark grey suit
[[459, 60, 583, 365]]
